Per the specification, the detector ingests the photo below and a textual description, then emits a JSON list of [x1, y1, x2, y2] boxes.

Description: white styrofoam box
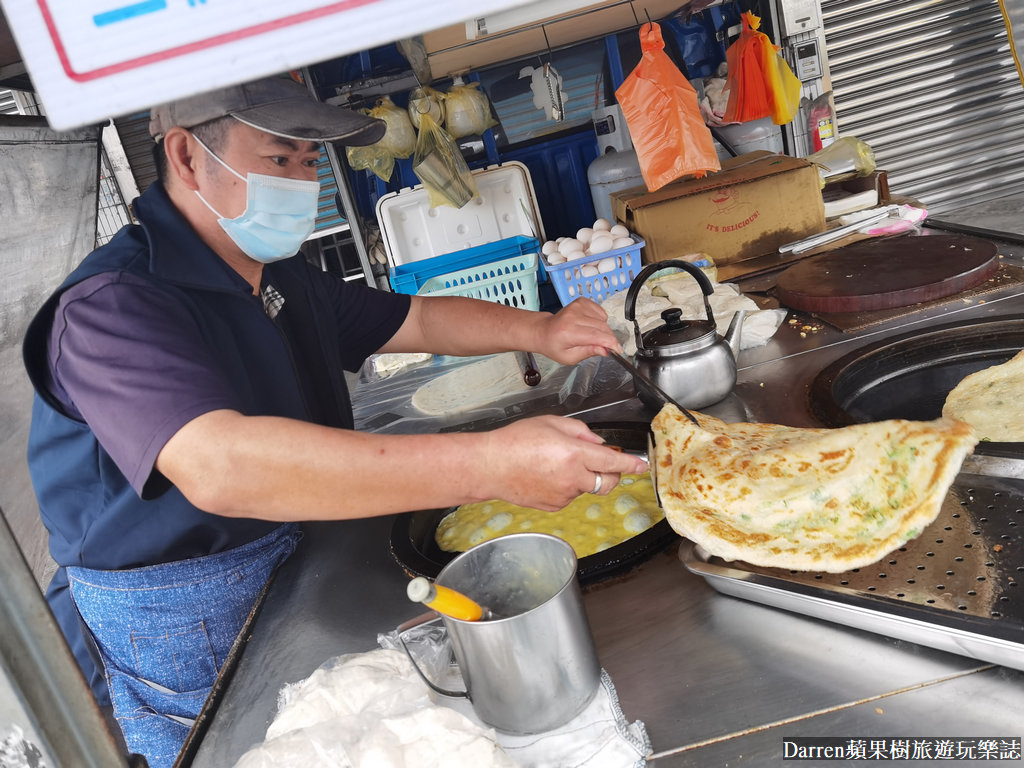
[[374, 161, 545, 268]]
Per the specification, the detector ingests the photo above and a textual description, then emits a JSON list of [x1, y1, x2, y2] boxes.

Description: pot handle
[[623, 259, 716, 352], [397, 611, 469, 700]]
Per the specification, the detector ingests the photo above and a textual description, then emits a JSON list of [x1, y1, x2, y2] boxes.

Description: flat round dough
[[411, 353, 560, 415], [942, 349, 1024, 442]]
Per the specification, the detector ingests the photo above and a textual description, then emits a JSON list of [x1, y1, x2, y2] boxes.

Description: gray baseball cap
[[149, 76, 385, 145]]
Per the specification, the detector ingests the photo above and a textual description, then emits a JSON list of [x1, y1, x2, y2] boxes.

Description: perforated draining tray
[[681, 471, 1024, 671]]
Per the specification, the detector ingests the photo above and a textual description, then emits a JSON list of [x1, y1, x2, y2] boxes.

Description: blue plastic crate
[[545, 237, 645, 305], [389, 235, 540, 295], [417, 253, 540, 310]]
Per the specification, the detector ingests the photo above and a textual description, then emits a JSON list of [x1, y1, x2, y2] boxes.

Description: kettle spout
[[724, 310, 746, 357]]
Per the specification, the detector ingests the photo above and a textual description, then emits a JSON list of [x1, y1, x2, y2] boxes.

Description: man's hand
[[530, 298, 622, 366], [477, 415, 649, 511]]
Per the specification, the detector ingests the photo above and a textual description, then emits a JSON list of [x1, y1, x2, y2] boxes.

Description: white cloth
[[600, 273, 787, 356], [234, 640, 651, 768], [233, 649, 515, 768]]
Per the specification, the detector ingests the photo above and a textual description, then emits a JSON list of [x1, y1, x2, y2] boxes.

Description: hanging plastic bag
[[445, 78, 498, 138], [723, 12, 801, 125], [615, 22, 720, 192], [760, 30, 801, 125], [346, 142, 395, 183], [412, 111, 478, 209], [407, 86, 446, 130], [368, 96, 416, 158]]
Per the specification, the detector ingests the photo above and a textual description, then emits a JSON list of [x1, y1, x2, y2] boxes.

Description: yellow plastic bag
[[412, 112, 478, 209], [760, 31, 801, 125], [368, 96, 416, 158], [724, 12, 801, 126], [346, 142, 395, 183], [615, 22, 720, 192]]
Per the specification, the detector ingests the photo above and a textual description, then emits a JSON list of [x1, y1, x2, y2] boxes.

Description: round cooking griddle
[[389, 422, 676, 585], [808, 314, 1024, 455], [774, 235, 999, 313]]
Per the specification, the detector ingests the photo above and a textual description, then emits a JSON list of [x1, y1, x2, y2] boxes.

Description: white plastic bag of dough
[[233, 649, 515, 768], [600, 273, 786, 355]]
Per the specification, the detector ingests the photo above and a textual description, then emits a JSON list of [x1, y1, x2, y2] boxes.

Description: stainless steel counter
[[190, 235, 1024, 767]]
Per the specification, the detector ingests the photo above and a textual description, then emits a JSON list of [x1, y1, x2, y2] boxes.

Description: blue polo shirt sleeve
[[315, 269, 411, 370], [47, 272, 242, 497]]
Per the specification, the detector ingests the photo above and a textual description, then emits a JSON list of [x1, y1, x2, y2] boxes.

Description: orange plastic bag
[[615, 22, 720, 192], [723, 12, 801, 126]]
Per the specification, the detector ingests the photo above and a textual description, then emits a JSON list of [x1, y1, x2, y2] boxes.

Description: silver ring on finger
[[592, 473, 603, 495]]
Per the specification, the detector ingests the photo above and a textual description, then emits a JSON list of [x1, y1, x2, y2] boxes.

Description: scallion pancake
[[942, 349, 1024, 442], [652, 406, 977, 572]]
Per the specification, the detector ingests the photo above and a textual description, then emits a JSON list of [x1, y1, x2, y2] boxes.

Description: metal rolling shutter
[[0, 89, 16, 114], [821, 0, 1024, 213], [113, 112, 158, 195]]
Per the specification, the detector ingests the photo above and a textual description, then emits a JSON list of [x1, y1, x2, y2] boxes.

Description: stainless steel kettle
[[623, 259, 745, 410]]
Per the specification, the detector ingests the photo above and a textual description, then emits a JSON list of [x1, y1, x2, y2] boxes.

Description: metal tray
[[680, 470, 1024, 671], [390, 422, 676, 585]]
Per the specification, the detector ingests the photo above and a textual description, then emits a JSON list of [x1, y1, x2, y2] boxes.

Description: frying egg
[[435, 473, 663, 558]]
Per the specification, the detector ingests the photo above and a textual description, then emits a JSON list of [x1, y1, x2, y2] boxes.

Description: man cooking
[[22, 75, 646, 768]]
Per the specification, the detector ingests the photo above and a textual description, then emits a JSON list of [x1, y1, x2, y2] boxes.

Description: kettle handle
[[623, 259, 715, 351]]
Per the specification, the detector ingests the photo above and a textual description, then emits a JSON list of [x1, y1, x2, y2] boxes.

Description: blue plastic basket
[[389, 235, 540, 295], [545, 237, 645, 305], [417, 253, 540, 310]]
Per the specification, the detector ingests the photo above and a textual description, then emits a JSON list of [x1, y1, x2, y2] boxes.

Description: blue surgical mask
[[192, 135, 320, 264]]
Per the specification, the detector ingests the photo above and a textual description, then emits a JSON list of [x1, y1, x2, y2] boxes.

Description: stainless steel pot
[[405, 533, 601, 734]]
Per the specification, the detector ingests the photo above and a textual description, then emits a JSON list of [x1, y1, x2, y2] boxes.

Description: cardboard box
[[611, 151, 825, 267]]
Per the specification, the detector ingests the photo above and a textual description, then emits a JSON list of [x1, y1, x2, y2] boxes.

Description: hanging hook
[[644, 8, 653, 32], [629, 1, 640, 28]]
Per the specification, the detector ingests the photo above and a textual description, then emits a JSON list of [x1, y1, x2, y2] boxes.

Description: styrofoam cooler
[[376, 162, 547, 309]]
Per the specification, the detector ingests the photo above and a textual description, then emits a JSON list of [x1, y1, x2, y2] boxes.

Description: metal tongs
[[608, 350, 701, 427], [778, 204, 900, 255]]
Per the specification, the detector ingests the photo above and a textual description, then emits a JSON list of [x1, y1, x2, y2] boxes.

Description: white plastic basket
[[545, 238, 645, 305], [416, 252, 540, 310]]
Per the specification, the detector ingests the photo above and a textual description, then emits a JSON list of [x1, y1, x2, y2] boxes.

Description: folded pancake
[[651, 406, 977, 572], [942, 349, 1024, 442]]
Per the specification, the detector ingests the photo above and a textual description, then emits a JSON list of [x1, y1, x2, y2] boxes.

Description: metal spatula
[[607, 350, 701, 427]]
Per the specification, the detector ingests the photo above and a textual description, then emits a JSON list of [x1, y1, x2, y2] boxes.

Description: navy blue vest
[[22, 182, 406, 703]]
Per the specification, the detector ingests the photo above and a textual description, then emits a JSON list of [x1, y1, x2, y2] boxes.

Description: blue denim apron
[[66, 523, 301, 768]]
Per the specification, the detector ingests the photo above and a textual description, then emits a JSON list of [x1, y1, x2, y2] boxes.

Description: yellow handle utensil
[[407, 577, 492, 621]]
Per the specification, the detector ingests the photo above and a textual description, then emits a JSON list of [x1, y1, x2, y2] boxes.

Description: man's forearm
[[157, 409, 493, 520]]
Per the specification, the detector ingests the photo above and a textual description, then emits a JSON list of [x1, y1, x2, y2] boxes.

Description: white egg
[[610, 223, 630, 237], [588, 238, 613, 255], [555, 236, 566, 244], [612, 236, 635, 249], [576, 227, 594, 244], [597, 257, 617, 273], [541, 240, 559, 256], [580, 264, 599, 277], [546, 253, 567, 265], [558, 238, 584, 256], [592, 217, 612, 231], [570, 249, 592, 260]]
